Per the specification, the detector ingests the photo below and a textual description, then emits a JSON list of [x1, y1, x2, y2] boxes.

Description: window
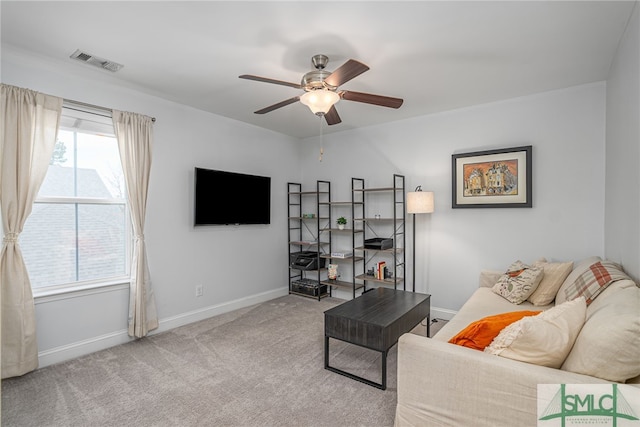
[[21, 106, 130, 292]]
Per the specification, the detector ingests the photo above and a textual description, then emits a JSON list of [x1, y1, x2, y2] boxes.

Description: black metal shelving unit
[[353, 174, 406, 291], [288, 175, 405, 300], [318, 177, 366, 299], [287, 181, 331, 300]]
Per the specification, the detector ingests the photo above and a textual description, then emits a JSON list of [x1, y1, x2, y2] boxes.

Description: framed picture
[[452, 145, 532, 208]]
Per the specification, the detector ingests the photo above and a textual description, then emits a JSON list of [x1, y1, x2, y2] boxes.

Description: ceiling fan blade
[[239, 74, 302, 89], [340, 90, 404, 109], [324, 105, 342, 125], [254, 96, 300, 114], [324, 60, 370, 87]]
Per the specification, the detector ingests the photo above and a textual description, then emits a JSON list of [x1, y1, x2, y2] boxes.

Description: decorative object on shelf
[[291, 278, 327, 297], [407, 186, 434, 292], [376, 261, 387, 280], [364, 237, 394, 250], [336, 216, 347, 230], [365, 265, 393, 279], [302, 213, 315, 218], [452, 145, 532, 208], [331, 252, 353, 258], [328, 264, 338, 280]]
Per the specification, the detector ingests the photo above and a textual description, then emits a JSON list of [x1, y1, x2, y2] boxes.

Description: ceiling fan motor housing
[[301, 54, 337, 91], [301, 70, 335, 91]]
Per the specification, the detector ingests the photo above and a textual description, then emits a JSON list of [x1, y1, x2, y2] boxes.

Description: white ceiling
[[1, 1, 636, 139]]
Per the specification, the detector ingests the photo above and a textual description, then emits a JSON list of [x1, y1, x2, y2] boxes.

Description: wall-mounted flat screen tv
[[194, 167, 271, 226]]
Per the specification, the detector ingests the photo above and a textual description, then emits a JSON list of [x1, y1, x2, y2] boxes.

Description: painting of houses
[[463, 160, 518, 197]]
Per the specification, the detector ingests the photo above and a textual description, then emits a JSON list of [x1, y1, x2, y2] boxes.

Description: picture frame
[[452, 145, 532, 208]]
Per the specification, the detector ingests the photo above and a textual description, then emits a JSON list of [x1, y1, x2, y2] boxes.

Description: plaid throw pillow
[[564, 261, 628, 305]]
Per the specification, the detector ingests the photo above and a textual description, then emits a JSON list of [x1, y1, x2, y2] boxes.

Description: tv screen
[[194, 167, 271, 226]]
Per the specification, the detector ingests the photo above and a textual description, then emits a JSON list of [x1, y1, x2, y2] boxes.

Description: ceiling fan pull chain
[[318, 114, 324, 162]]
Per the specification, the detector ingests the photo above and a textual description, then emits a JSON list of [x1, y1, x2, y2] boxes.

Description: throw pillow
[[563, 260, 629, 305], [448, 310, 541, 350], [555, 256, 602, 305], [484, 297, 587, 368], [527, 260, 574, 306], [491, 260, 544, 304], [561, 283, 640, 382]]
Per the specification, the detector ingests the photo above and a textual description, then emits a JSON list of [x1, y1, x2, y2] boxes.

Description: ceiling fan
[[239, 54, 403, 125]]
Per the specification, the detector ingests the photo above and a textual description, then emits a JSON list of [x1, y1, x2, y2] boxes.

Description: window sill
[[34, 278, 130, 303]]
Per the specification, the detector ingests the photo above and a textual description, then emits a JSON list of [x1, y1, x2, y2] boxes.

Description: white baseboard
[[38, 329, 133, 368], [155, 287, 288, 333], [38, 287, 289, 368]]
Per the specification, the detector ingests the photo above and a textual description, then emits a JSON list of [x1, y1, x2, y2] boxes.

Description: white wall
[[299, 83, 607, 317], [2, 47, 301, 365], [605, 2, 640, 281]]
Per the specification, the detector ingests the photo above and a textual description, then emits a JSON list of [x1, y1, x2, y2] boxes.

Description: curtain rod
[[63, 98, 156, 122]]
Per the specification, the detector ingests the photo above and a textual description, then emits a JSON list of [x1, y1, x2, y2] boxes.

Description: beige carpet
[[2, 294, 445, 427]]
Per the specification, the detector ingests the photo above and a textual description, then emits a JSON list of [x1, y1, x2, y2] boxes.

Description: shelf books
[[331, 252, 353, 258], [376, 261, 386, 280]]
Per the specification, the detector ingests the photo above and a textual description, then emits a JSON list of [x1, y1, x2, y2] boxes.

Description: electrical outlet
[[195, 284, 203, 297]]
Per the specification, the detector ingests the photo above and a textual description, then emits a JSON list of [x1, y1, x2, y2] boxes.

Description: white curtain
[[112, 110, 158, 338], [0, 84, 62, 378]]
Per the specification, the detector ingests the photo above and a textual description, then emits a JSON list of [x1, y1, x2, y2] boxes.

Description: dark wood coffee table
[[324, 287, 431, 390]]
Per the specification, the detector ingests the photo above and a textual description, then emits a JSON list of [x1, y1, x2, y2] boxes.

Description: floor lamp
[[407, 187, 434, 292]]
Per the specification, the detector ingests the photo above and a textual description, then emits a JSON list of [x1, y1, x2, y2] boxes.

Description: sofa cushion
[[484, 297, 586, 368], [434, 288, 551, 342], [448, 310, 541, 350], [527, 260, 573, 306], [563, 260, 630, 305], [492, 260, 544, 304], [561, 280, 640, 382]]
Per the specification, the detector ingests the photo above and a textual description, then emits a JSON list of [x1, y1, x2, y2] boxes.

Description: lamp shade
[[300, 89, 340, 115], [407, 191, 434, 214]]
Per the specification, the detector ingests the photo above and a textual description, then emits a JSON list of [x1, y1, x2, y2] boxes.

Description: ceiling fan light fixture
[[300, 89, 340, 115]]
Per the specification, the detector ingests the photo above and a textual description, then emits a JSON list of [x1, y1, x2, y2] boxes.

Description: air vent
[[70, 49, 123, 72]]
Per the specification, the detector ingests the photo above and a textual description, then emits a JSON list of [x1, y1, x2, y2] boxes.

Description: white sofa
[[394, 256, 640, 427]]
